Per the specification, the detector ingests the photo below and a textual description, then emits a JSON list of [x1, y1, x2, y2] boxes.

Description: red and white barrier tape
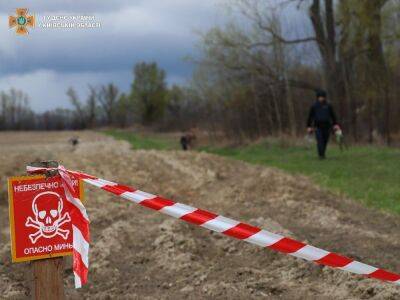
[[26, 165, 400, 287], [26, 165, 90, 288], [63, 169, 400, 286]]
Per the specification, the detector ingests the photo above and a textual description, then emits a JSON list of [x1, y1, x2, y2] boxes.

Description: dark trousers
[[315, 127, 330, 157]]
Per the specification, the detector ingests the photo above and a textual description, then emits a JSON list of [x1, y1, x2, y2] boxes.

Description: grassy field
[[104, 129, 179, 150], [104, 130, 400, 214], [204, 141, 400, 214]]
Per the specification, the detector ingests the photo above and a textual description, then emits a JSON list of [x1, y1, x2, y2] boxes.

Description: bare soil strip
[[0, 131, 399, 299]]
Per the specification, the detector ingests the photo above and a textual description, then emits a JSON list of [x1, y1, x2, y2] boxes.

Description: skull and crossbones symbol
[[25, 191, 71, 244]]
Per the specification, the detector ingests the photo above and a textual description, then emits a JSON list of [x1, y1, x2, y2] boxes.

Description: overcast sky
[[0, 1, 226, 112]]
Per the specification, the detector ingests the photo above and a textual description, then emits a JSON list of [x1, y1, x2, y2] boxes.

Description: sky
[[0, 1, 226, 112], [0, 1, 313, 112]]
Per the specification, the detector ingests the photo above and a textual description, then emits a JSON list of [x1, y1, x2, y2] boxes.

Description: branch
[[255, 16, 316, 45], [256, 31, 316, 45], [238, 0, 316, 46]]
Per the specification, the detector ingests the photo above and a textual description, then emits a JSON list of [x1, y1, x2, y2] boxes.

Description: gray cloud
[[0, 0, 223, 111]]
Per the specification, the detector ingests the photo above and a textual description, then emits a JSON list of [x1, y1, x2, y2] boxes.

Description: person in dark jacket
[[307, 89, 339, 159], [180, 135, 189, 150]]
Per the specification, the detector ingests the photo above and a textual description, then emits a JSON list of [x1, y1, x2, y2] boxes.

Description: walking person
[[307, 89, 339, 159]]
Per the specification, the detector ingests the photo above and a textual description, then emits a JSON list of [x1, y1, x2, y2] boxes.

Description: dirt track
[[1, 131, 400, 299]]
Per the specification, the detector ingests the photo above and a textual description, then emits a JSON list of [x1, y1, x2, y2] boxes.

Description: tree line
[[0, 62, 198, 131], [188, 0, 400, 144]]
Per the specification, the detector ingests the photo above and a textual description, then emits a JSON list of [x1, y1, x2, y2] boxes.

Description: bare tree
[[86, 85, 98, 128], [0, 88, 34, 130], [98, 83, 119, 125], [67, 87, 86, 129]]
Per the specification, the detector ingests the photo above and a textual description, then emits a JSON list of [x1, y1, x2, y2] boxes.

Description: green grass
[[202, 140, 400, 214], [103, 130, 400, 214], [103, 130, 178, 150]]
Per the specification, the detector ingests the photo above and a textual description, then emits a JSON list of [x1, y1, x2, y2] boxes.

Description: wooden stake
[[28, 161, 66, 299], [31, 257, 65, 300]]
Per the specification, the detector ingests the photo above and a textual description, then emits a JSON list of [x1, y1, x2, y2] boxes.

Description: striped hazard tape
[[65, 169, 400, 286], [28, 165, 400, 287], [27, 165, 89, 288]]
